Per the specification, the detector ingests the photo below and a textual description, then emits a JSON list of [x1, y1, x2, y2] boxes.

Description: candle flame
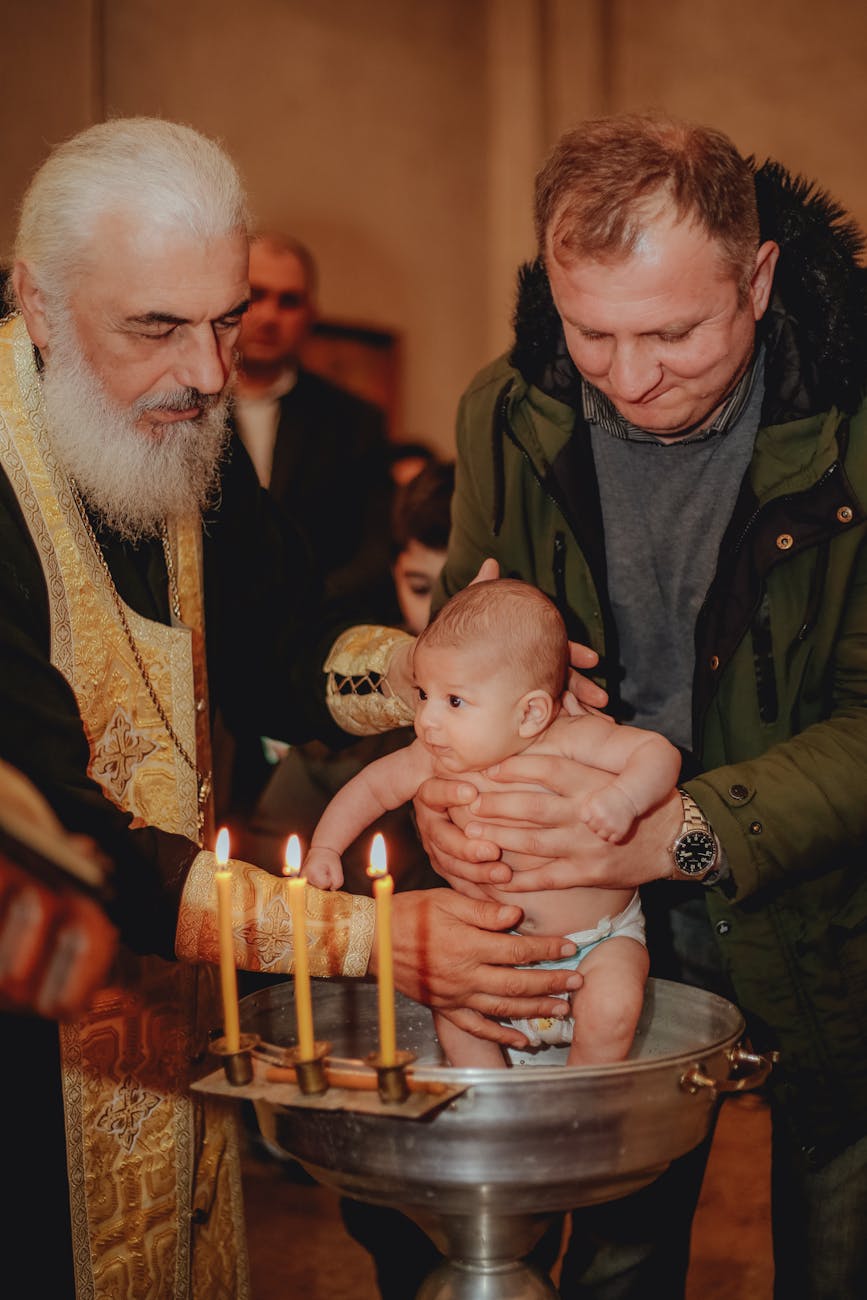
[[283, 834, 302, 878], [215, 827, 230, 867], [366, 832, 388, 880]]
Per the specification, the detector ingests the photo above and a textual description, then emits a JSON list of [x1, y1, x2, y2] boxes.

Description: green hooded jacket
[[436, 163, 867, 1166]]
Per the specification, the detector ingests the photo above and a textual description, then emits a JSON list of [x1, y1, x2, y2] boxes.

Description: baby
[[303, 579, 680, 1067]]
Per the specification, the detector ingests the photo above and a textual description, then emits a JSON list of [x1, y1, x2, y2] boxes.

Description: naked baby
[[303, 579, 680, 1067]]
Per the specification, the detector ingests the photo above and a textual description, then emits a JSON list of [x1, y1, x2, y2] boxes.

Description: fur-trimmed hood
[[510, 161, 867, 420]]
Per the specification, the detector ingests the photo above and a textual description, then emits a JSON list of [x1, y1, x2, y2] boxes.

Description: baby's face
[[412, 641, 530, 773]]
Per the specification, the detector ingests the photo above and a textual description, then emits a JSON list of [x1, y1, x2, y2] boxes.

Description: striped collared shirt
[[581, 352, 762, 443]]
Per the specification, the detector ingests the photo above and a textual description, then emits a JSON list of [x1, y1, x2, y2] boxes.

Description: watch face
[[674, 831, 717, 876]]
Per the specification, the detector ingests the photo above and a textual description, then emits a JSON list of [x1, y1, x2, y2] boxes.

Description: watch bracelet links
[[676, 787, 729, 887]]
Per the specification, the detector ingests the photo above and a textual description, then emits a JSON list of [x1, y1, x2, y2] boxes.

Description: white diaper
[[509, 891, 645, 1046]]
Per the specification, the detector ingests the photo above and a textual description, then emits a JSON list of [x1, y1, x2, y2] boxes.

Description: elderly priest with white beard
[[0, 118, 590, 1298]]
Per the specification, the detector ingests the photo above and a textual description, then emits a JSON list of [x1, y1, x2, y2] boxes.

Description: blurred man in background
[[233, 232, 395, 613], [225, 233, 399, 821]]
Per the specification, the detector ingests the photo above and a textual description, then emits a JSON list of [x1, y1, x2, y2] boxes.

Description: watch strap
[[679, 788, 711, 835], [672, 788, 722, 884]]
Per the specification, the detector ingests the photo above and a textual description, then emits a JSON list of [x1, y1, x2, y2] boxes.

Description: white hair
[[13, 116, 249, 306]]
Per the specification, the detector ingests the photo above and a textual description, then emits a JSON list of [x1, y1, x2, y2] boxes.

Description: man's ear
[[749, 240, 780, 321], [11, 262, 50, 349], [518, 689, 554, 739], [300, 293, 317, 344]]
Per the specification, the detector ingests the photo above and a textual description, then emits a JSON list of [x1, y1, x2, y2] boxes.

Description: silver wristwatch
[[669, 789, 721, 883]]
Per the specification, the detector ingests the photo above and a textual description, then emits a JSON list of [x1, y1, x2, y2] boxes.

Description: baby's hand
[[580, 786, 639, 843], [301, 847, 345, 891]]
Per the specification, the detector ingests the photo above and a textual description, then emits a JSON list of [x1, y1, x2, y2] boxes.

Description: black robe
[[0, 431, 349, 1292]]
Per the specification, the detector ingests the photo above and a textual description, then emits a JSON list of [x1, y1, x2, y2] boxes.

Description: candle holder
[[366, 1048, 417, 1103], [284, 1041, 332, 1095], [210, 1031, 261, 1086]]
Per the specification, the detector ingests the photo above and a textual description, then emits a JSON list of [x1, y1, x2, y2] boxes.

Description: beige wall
[[3, 0, 867, 455], [2, 1, 98, 254], [100, 0, 490, 453], [610, 0, 867, 229]]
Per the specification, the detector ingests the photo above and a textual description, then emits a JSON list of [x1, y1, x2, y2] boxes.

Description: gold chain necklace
[[68, 477, 211, 834], [159, 520, 183, 620]]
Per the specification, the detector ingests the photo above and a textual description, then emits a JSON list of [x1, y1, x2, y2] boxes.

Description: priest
[[0, 117, 587, 1297]]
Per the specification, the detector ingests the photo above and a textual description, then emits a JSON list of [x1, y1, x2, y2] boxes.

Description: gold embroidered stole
[[0, 315, 247, 1299]]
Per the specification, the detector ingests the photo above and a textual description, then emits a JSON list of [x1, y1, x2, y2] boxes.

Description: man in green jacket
[[416, 114, 867, 1298]]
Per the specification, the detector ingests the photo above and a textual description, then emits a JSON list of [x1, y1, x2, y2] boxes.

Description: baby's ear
[[518, 690, 554, 738]]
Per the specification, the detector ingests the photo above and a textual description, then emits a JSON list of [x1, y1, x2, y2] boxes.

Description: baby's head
[[413, 579, 569, 771]]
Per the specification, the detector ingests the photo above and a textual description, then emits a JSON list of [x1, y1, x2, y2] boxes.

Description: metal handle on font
[[680, 1044, 779, 1095]]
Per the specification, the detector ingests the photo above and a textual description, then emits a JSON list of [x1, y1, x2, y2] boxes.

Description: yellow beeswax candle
[[215, 827, 240, 1052], [367, 833, 396, 1066], [284, 835, 315, 1059]]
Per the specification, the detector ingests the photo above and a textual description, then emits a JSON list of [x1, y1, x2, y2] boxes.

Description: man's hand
[[416, 757, 681, 892], [564, 641, 608, 712], [384, 889, 583, 1046], [433, 1005, 546, 1049], [0, 856, 118, 1019], [413, 777, 508, 883], [464, 755, 681, 890]]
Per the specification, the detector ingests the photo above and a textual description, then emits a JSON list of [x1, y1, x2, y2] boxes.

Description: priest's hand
[[384, 889, 582, 1046], [0, 854, 118, 1020], [0, 759, 117, 1020]]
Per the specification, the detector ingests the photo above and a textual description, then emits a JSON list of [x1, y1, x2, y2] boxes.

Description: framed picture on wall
[[301, 319, 401, 439]]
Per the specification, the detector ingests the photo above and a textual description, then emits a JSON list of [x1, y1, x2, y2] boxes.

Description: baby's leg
[[565, 936, 649, 1067], [433, 1010, 508, 1068]]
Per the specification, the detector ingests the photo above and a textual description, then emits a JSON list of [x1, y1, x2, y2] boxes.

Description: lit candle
[[367, 833, 396, 1066], [215, 827, 240, 1053], [284, 835, 315, 1059]]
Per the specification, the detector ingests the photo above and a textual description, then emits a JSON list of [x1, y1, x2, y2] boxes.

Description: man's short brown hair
[[535, 114, 759, 295]]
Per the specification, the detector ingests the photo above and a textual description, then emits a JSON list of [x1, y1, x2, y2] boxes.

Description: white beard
[[39, 310, 232, 543]]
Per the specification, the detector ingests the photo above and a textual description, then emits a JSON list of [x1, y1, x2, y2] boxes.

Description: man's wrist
[[668, 789, 727, 886]]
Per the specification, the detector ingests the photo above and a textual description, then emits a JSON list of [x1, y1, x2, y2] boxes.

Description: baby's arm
[[303, 741, 434, 888], [559, 714, 681, 842]]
